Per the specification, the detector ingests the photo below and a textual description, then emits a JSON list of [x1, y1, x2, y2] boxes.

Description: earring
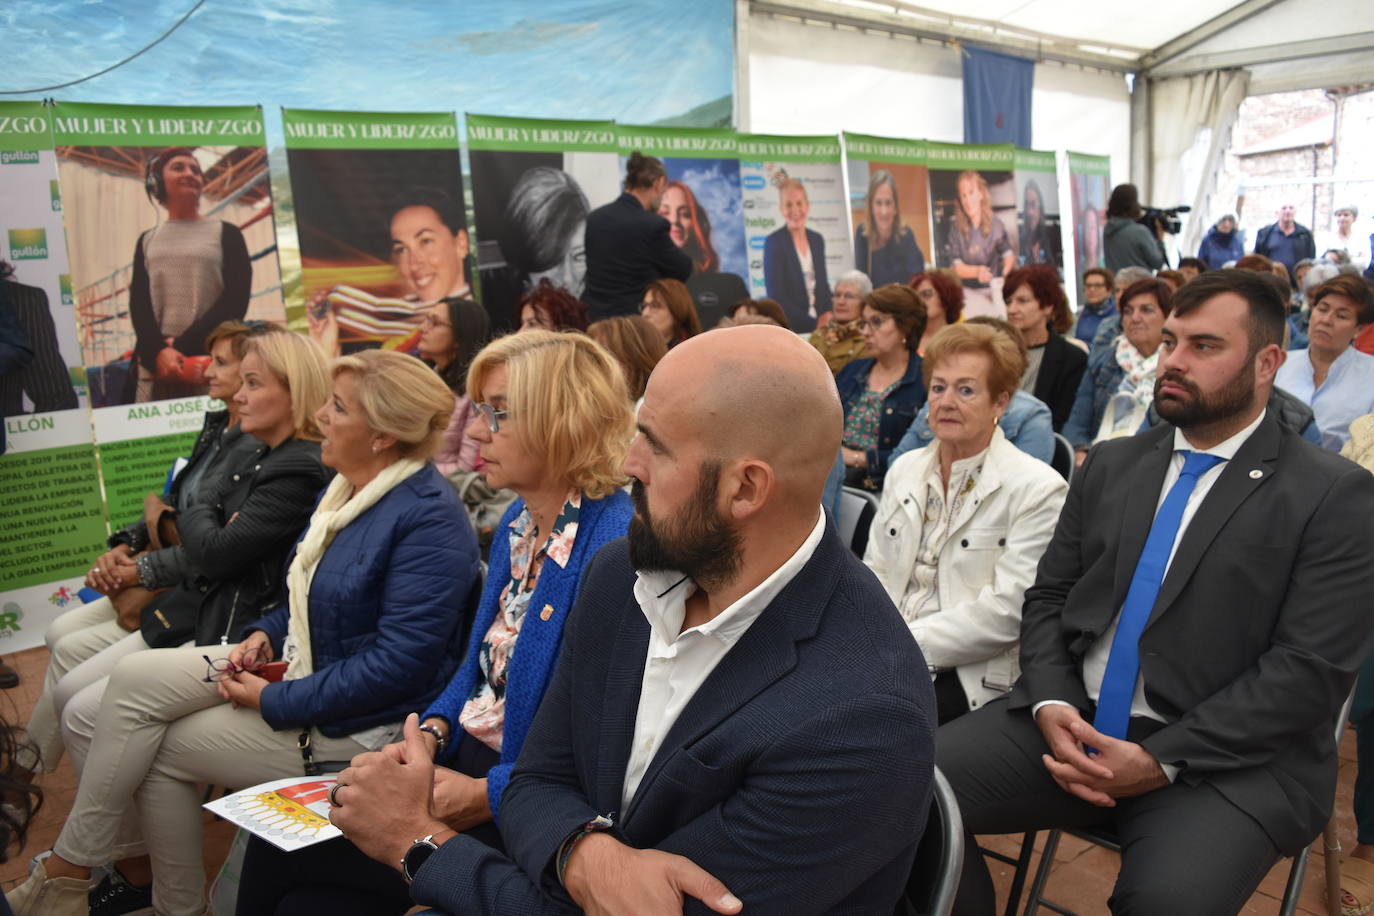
[[371, 443, 380, 454]]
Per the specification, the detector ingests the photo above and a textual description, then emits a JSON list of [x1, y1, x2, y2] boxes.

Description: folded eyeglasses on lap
[[202, 647, 267, 683]]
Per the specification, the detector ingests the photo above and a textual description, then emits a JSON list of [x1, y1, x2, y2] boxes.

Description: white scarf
[[282, 458, 424, 680]]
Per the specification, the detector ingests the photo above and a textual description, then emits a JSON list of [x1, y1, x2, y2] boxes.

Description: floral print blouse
[[843, 374, 901, 452], [459, 490, 581, 751]]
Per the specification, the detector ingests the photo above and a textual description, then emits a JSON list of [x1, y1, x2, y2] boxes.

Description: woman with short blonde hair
[[467, 330, 633, 499], [332, 349, 455, 462]]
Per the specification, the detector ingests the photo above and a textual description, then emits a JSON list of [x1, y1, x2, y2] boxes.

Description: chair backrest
[[1050, 434, 1074, 483], [836, 486, 880, 557], [903, 765, 965, 916]]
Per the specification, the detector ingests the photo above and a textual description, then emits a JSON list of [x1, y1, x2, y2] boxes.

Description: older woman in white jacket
[[864, 321, 1067, 724]]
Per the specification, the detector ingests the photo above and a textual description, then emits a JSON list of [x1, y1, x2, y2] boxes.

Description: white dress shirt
[[1037, 410, 1268, 775], [621, 511, 826, 812]]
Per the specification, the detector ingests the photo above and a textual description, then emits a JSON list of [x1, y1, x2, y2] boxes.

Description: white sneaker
[[6, 856, 90, 916]]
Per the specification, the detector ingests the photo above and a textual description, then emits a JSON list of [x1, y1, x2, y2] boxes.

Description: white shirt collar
[[632, 511, 827, 648], [1170, 407, 1267, 460]]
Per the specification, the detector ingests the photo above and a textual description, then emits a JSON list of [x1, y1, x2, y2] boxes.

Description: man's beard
[[628, 463, 742, 590], [1153, 354, 1257, 430]]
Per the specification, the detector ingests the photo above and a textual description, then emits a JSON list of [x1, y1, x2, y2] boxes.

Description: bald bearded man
[[338, 326, 937, 915]]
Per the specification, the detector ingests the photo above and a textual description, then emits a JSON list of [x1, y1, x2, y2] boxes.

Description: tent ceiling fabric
[[767, 0, 1374, 91], [830, 0, 1241, 54]]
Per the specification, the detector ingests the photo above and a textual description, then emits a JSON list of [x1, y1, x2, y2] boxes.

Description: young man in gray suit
[[940, 269, 1374, 914]]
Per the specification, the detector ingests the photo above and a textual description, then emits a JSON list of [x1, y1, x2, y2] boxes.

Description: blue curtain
[[962, 47, 1033, 147]]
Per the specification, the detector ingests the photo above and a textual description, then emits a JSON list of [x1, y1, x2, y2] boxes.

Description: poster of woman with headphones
[[127, 146, 253, 401], [53, 103, 284, 409]]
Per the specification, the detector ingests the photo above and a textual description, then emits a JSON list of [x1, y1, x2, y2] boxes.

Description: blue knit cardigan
[[423, 488, 632, 822]]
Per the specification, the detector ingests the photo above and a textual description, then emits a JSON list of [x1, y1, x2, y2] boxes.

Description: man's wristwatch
[[401, 833, 440, 884]]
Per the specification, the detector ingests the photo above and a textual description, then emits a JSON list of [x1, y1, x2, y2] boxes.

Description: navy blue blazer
[[582, 192, 692, 322], [408, 525, 937, 915], [764, 227, 830, 333]]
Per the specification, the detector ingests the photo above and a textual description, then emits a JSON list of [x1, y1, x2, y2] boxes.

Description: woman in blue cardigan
[[234, 330, 635, 916]]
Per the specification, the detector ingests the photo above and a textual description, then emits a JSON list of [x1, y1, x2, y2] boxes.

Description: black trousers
[[234, 733, 503, 916], [937, 698, 1280, 916]]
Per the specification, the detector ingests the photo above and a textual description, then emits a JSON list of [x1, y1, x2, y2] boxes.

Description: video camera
[[1139, 205, 1191, 236]]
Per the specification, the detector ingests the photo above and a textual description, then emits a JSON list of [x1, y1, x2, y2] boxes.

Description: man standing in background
[[1254, 203, 1315, 281]]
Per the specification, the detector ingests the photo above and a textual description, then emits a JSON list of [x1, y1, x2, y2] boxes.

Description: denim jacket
[[835, 354, 927, 482], [890, 389, 1055, 466], [1062, 340, 1125, 449]]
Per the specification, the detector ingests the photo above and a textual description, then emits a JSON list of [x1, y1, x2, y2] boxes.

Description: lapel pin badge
[[539, 604, 554, 621], [1249, 469, 1263, 479]]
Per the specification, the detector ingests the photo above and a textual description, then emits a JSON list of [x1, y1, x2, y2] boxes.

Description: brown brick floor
[[0, 645, 1356, 914]]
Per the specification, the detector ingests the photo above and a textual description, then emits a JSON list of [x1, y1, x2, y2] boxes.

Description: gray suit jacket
[[1012, 411, 1374, 854]]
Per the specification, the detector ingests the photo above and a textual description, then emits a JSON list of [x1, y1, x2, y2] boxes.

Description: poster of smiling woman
[[928, 140, 1017, 319], [843, 133, 932, 289], [616, 124, 748, 329], [0, 101, 105, 651], [281, 109, 467, 360], [738, 133, 850, 334]]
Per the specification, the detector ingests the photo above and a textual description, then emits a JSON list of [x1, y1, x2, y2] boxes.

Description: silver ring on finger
[[328, 782, 345, 807]]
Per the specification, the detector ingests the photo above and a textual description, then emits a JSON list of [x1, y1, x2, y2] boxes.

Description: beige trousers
[[26, 597, 148, 772], [53, 644, 370, 916]]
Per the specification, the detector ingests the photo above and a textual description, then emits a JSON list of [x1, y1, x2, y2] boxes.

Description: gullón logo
[[50, 180, 61, 211], [8, 228, 47, 260], [0, 150, 39, 166], [60, 274, 73, 305]]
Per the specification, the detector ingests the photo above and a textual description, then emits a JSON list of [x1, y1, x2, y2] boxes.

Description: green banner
[[925, 141, 1015, 171], [616, 125, 738, 157], [1014, 148, 1057, 172], [842, 132, 925, 166], [0, 101, 52, 155], [0, 444, 107, 592], [96, 432, 201, 526], [1068, 152, 1111, 175], [465, 114, 616, 153], [736, 133, 840, 163], [282, 108, 459, 150], [51, 101, 265, 147]]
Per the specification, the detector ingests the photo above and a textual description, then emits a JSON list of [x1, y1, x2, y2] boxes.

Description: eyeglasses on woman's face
[[419, 313, 452, 329], [856, 315, 892, 332], [475, 402, 509, 434]]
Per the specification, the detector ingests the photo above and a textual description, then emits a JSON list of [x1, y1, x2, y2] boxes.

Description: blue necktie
[[1093, 450, 1226, 740]]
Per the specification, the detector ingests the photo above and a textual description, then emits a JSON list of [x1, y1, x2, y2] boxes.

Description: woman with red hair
[[909, 270, 964, 355], [516, 279, 589, 333], [1001, 264, 1085, 431], [658, 179, 748, 329]]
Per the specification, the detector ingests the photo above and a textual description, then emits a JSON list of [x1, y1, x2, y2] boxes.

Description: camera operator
[[1104, 183, 1166, 273]]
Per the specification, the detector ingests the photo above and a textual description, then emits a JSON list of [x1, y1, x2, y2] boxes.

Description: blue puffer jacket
[[835, 354, 927, 481], [252, 464, 481, 737], [1062, 340, 1125, 449], [424, 489, 632, 823]]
